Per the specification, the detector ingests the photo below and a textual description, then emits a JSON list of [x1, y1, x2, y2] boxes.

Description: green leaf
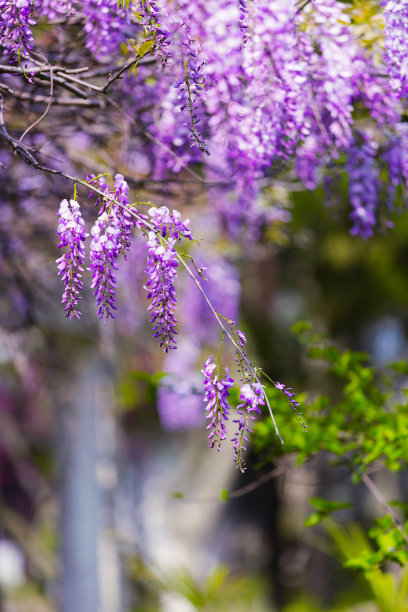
[[304, 512, 325, 527], [291, 320, 312, 336], [219, 489, 229, 503], [131, 38, 155, 58], [171, 491, 184, 499], [309, 497, 353, 513]]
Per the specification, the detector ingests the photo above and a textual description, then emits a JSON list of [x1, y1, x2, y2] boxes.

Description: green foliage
[[324, 521, 408, 612], [253, 323, 408, 479], [252, 323, 408, 600], [125, 557, 270, 611], [305, 498, 353, 527]]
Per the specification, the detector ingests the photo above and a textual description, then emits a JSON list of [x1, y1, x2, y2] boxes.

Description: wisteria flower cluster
[[231, 382, 265, 472], [382, 1, 408, 97], [4, 0, 408, 237], [274, 381, 307, 431], [56, 199, 87, 321], [202, 356, 234, 452], [0, 0, 35, 57], [347, 135, 380, 240], [144, 205, 192, 351], [88, 174, 137, 322], [56, 178, 194, 354], [201, 324, 305, 471]]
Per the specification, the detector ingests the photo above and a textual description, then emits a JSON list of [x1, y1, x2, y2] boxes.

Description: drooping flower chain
[[382, 0, 408, 98], [56, 199, 87, 320], [88, 174, 136, 321], [144, 205, 192, 351], [232, 382, 265, 472], [274, 381, 307, 430], [202, 356, 234, 451], [0, 0, 35, 58]]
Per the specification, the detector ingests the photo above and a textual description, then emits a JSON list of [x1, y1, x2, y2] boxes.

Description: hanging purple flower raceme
[[233, 328, 250, 383], [202, 356, 234, 451], [56, 199, 87, 320], [303, 0, 357, 150], [382, 134, 403, 212], [179, 29, 207, 152], [274, 381, 307, 430], [347, 135, 380, 239], [238, 0, 248, 43], [34, 0, 74, 20], [144, 231, 178, 351], [89, 210, 121, 321], [144, 205, 192, 351], [0, 0, 36, 57], [382, 1, 408, 98], [81, 0, 129, 58], [133, 0, 170, 63], [231, 382, 265, 472], [88, 173, 135, 322]]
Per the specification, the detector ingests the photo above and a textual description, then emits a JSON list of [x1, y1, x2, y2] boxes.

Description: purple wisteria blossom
[[231, 382, 265, 472], [0, 0, 36, 57], [203, 356, 234, 451], [144, 231, 178, 351], [382, 1, 408, 97], [89, 210, 121, 321], [347, 135, 380, 239], [275, 381, 307, 430], [56, 199, 87, 320], [382, 134, 403, 212], [133, 0, 170, 63], [82, 0, 129, 57], [144, 206, 192, 351], [233, 328, 250, 383], [34, 0, 73, 20], [88, 174, 135, 321]]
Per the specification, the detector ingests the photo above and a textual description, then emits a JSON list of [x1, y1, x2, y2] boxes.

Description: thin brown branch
[[19, 53, 54, 142], [296, 0, 313, 14], [361, 473, 408, 545], [1, 86, 105, 107]]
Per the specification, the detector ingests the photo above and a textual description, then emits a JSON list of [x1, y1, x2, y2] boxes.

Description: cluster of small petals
[[89, 209, 121, 321], [144, 231, 178, 351], [89, 173, 135, 255], [148, 205, 192, 243], [304, 0, 356, 149], [88, 173, 135, 322], [231, 382, 265, 472], [122, 0, 406, 238], [274, 381, 307, 430], [202, 356, 234, 451], [238, 0, 248, 43], [382, 134, 403, 211], [178, 19, 207, 152], [34, 0, 74, 20], [0, 0, 36, 57], [133, 0, 170, 62], [347, 135, 380, 239], [56, 199, 87, 320], [234, 328, 250, 383], [143, 206, 192, 350], [112, 174, 135, 256], [82, 0, 129, 57], [382, 1, 408, 97], [236, 329, 247, 347]]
